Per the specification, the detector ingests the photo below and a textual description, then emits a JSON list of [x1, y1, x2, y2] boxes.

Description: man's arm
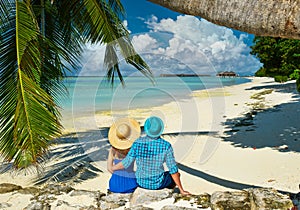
[[171, 172, 191, 195], [111, 161, 125, 171], [165, 145, 191, 195], [111, 144, 136, 171]]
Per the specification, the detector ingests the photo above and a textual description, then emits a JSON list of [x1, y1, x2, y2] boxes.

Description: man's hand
[[111, 161, 125, 171], [180, 190, 191, 195]]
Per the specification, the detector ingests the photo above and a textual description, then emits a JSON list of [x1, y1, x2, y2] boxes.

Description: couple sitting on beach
[[107, 116, 190, 195]]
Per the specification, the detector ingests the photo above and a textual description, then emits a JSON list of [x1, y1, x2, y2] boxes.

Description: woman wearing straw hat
[[112, 116, 190, 195], [107, 118, 141, 193]]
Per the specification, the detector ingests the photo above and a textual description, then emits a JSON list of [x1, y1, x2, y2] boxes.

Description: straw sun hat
[[144, 116, 164, 138], [108, 118, 141, 150]]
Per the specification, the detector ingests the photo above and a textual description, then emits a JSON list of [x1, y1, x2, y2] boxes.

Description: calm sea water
[[60, 76, 250, 115]]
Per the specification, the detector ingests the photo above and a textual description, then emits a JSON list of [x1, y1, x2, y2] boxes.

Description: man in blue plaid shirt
[[112, 116, 190, 195]]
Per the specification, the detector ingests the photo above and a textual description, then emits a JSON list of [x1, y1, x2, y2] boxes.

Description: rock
[[55, 200, 69, 207], [24, 201, 51, 210], [211, 190, 251, 210], [69, 189, 98, 197], [174, 193, 211, 209], [127, 205, 154, 210], [99, 201, 124, 210], [0, 183, 22, 193], [100, 192, 132, 209], [0, 182, 295, 210], [18, 186, 39, 195], [248, 188, 294, 210], [101, 192, 131, 203], [161, 205, 198, 210], [0, 203, 12, 208], [130, 187, 173, 207], [39, 183, 74, 195]]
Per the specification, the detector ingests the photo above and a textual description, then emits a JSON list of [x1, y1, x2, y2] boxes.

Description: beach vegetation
[[274, 75, 288, 83], [289, 69, 300, 80], [0, 0, 152, 169], [250, 89, 273, 100], [251, 36, 300, 90], [297, 79, 300, 92], [251, 36, 300, 78], [290, 69, 300, 92]]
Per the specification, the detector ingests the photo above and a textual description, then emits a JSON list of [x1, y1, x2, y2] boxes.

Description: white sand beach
[[1, 76, 300, 207]]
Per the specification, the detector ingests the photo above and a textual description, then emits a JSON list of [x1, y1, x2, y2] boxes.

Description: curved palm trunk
[[148, 0, 300, 39]]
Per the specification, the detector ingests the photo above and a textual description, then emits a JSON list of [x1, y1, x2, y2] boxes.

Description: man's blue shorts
[[158, 171, 176, 189]]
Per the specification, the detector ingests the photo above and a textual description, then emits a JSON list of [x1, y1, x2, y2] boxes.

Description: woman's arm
[[107, 147, 115, 173]]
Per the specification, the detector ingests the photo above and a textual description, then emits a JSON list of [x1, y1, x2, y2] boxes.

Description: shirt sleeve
[[165, 144, 178, 174], [121, 143, 136, 169]]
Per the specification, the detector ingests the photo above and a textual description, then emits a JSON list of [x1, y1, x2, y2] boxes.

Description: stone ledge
[[0, 183, 297, 209]]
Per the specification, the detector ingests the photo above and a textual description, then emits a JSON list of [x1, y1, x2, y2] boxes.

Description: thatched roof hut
[[216, 71, 238, 77]]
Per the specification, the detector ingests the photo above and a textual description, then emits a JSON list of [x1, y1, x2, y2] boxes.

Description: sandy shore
[[1, 76, 300, 198]]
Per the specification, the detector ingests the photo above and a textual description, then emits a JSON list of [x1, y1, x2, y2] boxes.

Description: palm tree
[[149, 0, 300, 40], [0, 0, 152, 169]]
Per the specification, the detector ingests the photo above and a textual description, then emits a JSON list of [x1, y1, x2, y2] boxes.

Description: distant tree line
[[250, 36, 300, 91]]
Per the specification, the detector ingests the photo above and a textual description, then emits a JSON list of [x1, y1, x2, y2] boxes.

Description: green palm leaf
[[59, 0, 153, 84], [0, 1, 62, 169], [0, 0, 153, 169]]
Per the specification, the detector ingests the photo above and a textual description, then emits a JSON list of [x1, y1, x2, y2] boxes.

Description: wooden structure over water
[[160, 74, 210, 77], [216, 71, 238, 77]]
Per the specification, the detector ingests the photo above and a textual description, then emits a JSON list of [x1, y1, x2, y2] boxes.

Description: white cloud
[[79, 44, 106, 76], [131, 34, 158, 52], [79, 15, 262, 76], [135, 15, 262, 75]]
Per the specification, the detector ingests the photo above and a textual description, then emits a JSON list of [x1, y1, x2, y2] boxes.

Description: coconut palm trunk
[[148, 0, 300, 39]]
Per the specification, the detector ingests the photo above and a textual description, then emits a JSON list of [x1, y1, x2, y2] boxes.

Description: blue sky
[[79, 0, 262, 77], [121, 0, 253, 46]]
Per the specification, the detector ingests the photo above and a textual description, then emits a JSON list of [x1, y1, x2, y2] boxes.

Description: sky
[[78, 0, 262, 77]]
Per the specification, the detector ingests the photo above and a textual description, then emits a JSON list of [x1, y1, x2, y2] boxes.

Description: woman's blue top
[[109, 159, 137, 193]]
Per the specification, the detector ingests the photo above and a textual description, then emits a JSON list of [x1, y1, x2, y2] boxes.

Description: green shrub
[[274, 75, 288, 83], [296, 78, 300, 92], [290, 69, 300, 80], [255, 68, 267, 77]]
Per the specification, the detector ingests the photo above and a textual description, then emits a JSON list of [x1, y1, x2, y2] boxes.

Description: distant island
[[160, 74, 211, 77]]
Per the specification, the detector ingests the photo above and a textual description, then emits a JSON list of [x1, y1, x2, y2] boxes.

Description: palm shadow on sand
[[34, 129, 219, 185], [223, 82, 300, 153], [34, 127, 111, 185]]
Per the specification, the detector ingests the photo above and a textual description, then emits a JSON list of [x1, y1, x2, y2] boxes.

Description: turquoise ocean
[[60, 76, 250, 116]]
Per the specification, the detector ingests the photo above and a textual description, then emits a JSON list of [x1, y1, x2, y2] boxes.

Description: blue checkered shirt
[[121, 136, 178, 189]]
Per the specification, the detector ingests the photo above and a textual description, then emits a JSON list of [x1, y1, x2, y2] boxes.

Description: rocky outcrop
[[211, 188, 294, 210], [249, 188, 294, 209], [0, 183, 297, 209], [210, 190, 251, 209], [0, 183, 22, 193], [130, 187, 173, 206]]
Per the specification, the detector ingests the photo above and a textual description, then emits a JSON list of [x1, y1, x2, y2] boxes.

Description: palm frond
[[1, 0, 153, 170], [44, 0, 83, 69], [104, 44, 124, 87], [0, 1, 8, 27], [61, 0, 153, 84], [107, 0, 125, 18], [0, 1, 62, 169], [0, 2, 20, 162]]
